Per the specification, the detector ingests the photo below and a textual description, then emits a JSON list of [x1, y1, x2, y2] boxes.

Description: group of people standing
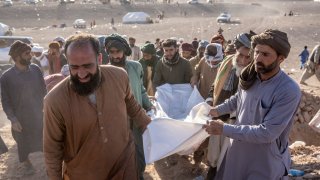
[[0, 28, 303, 180]]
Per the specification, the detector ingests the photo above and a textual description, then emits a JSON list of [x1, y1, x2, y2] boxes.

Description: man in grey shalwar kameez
[[204, 29, 301, 180], [0, 40, 46, 175]]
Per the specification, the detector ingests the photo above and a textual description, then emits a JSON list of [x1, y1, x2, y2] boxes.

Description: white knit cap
[[31, 46, 44, 53], [60, 64, 70, 76]]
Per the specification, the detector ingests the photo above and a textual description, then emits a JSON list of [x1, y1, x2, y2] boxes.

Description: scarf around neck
[[239, 59, 256, 90], [162, 52, 180, 66]]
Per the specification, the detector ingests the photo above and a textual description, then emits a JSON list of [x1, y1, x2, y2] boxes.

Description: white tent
[[0, 23, 10, 36], [122, 12, 152, 24]]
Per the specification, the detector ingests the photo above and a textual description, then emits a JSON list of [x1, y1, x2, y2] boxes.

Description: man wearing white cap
[[53, 37, 65, 50], [31, 45, 50, 77]]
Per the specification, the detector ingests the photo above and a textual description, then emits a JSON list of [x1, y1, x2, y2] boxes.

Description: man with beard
[[47, 41, 67, 75], [43, 34, 151, 180], [30, 45, 42, 67], [155, 38, 164, 58], [204, 29, 301, 180], [153, 38, 193, 91], [1, 40, 46, 175], [205, 32, 255, 179], [128, 37, 141, 61], [139, 43, 160, 96], [30, 45, 50, 77], [189, 40, 209, 72], [104, 34, 154, 180]]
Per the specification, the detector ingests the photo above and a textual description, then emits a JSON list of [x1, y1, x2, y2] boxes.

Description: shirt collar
[[13, 65, 31, 74], [257, 70, 283, 83]]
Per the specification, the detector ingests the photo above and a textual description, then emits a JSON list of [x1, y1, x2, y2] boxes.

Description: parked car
[[82, 0, 93, 3], [187, 0, 199, 4], [120, 0, 130, 5], [0, 36, 33, 64], [25, 0, 39, 4], [3, 0, 13, 7], [60, 0, 75, 4], [216, 12, 231, 23], [73, 19, 86, 29]]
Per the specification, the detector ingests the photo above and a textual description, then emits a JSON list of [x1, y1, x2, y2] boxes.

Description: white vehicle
[[217, 12, 231, 23], [73, 19, 86, 29], [25, 0, 39, 4], [0, 36, 33, 64], [3, 0, 13, 7], [187, 0, 199, 4], [60, 0, 75, 4], [207, 0, 212, 4]]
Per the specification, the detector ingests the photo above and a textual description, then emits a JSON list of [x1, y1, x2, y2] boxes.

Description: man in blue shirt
[[204, 29, 301, 180], [298, 46, 309, 69]]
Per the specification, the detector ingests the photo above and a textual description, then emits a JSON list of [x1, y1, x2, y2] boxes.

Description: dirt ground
[[0, 0, 320, 179]]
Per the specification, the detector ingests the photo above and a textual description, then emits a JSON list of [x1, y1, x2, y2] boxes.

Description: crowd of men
[[0, 28, 319, 180]]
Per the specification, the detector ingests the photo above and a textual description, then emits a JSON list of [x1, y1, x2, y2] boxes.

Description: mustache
[[256, 62, 265, 67]]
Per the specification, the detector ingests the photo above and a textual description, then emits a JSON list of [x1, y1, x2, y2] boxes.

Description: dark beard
[[109, 56, 126, 67], [19, 57, 31, 66], [70, 67, 101, 96], [255, 59, 278, 74], [199, 52, 204, 59]]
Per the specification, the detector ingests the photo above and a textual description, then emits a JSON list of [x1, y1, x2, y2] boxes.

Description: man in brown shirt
[[43, 34, 151, 180], [189, 40, 209, 73], [191, 43, 224, 98]]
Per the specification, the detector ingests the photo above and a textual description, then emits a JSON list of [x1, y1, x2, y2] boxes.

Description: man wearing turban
[[105, 34, 154, 180], [127, 37, 141, 61], [139, 43, 160, 96], [205, 29, 301, 180], [205, 31, 255, 179], [1, 40, 46, 176], [191, 43, 223, 99], [189, 40, 209, 73]]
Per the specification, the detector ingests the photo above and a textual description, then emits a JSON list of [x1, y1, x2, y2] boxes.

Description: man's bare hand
[[12, 121, 22, 132], [202, 120, 224, 135], [208, 108, 219, 118], [190, 76, 198, 88]]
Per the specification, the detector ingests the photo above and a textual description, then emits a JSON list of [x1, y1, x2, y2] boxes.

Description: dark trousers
[[132, 124, 146, 180]]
